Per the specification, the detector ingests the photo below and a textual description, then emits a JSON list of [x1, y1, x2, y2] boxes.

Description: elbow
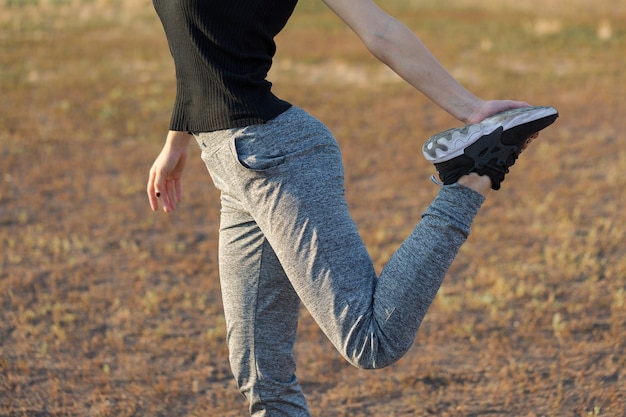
[[362, 16, 398, 63], [365, 36, 390, 63]]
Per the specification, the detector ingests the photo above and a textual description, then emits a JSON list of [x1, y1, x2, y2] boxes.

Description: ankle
[[457, 173, 492, 197]]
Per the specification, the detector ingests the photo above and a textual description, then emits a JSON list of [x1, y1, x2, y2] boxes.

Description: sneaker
[[422, 106, 559, 190]]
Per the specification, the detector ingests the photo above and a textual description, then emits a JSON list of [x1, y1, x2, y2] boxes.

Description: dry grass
[[1, 0, 625, 416]]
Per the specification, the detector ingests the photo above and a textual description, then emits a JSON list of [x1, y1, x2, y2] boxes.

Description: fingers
[[474, 100, 532, 123], [147, 168, 159, 212], [155, 171, 172, 213], [163, 178, 178, 212], [153, 174, 182, 213], [174, 176, 183, 205], [147, 165, 175, 213]]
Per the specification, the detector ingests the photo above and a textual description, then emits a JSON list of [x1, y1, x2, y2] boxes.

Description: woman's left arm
[[321, 0, 528, 123]]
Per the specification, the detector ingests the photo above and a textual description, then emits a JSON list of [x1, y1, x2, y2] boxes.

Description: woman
[[146, 0, 557, 415]]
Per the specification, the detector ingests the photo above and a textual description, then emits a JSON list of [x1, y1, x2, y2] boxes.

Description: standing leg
[[207, 161, 310, 415]]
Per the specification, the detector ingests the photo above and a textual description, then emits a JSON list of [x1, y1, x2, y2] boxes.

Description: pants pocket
[[231, 133, 287, 172]]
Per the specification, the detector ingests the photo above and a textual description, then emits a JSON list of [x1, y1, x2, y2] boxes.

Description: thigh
[[218, 197, 301, 371], [222, 108, 379, 354]]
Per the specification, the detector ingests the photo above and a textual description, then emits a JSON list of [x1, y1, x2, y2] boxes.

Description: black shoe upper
[[433, 112, 559, 190]]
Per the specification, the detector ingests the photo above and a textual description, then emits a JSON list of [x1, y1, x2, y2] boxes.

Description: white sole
[[423, 106, 558, 163]]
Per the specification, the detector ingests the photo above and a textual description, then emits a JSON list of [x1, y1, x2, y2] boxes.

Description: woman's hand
[[147, 131, 193, 213], [465, 100, 531, 124]]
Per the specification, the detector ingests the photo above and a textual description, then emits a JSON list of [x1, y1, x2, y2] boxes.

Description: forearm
[[366, 16, 482, 123]]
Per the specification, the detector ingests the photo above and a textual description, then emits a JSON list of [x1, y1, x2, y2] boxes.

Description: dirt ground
[[1, 1, 624, 416]]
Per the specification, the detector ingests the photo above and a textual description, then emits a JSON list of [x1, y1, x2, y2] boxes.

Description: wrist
[[165, 130, 192, 149], [456, 98, 484, 124]]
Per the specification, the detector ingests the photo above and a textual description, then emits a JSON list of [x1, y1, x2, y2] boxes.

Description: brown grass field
[[1, 0, 625, 415]]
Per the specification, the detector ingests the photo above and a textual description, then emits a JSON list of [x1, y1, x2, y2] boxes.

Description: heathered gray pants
[[194, 107, 484, 416]]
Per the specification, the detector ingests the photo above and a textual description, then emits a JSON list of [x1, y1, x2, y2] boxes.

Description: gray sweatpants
[[194, 106, 484, 416]]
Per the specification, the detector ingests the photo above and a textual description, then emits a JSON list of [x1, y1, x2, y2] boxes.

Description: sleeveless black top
[[153, 0, 297, 132]]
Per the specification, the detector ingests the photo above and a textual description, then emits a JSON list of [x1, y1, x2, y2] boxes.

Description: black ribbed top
[[153, 0, 297, 132]]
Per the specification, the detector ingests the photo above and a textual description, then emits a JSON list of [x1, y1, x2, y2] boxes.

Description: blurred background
[[1, 0, 624, 415]]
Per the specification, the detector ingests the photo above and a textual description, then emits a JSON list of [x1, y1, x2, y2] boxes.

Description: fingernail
[[156, 192, 161, 198]]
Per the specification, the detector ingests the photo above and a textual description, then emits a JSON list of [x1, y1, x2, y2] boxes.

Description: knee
[[347, 355, 399, 370], [343, 341, 408, 370]]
